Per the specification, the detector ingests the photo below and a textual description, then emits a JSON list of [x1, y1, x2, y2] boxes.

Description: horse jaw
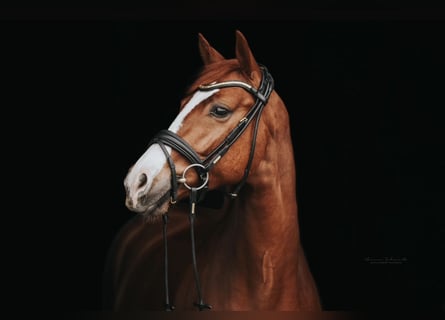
[[124, 144, 172, 222]]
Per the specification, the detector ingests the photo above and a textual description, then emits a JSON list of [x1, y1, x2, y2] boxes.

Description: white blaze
[[167, 89, 219, 133], [125, 89, 219, 199]]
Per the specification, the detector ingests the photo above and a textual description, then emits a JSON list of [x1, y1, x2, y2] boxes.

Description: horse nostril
[[137, 173, 148, 189]]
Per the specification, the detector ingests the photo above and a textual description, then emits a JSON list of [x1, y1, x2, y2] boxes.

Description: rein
[[148, 65, 274, 311]]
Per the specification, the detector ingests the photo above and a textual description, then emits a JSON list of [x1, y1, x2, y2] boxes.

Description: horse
[[102, 30, 322, 311]]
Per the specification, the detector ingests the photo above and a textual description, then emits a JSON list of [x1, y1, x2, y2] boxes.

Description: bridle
[[148, 65, 274, 311], [149, 66, 274, 311]]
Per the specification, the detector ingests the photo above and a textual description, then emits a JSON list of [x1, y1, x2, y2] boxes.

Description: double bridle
[[148, 65, 274, 311]]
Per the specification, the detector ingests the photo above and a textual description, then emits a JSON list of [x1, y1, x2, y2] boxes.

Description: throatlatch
[[148, 65, 274, 311]]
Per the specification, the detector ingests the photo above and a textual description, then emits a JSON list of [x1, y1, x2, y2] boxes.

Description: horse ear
[[198, 33, 225, 65], [235, 30, 261, 82]]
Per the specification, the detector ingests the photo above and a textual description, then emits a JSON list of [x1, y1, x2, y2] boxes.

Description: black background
[[3, 3, 444, 316]]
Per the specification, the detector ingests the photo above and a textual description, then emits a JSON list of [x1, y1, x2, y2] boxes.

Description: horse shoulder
[[102, 214, 149, 307], [102, 204, 199, 304]]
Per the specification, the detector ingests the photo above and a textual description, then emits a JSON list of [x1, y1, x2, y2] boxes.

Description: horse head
[[124, 30, 281, 221]]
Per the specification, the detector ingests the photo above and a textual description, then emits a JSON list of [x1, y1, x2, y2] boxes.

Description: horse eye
[[210, 105, 231, 118]]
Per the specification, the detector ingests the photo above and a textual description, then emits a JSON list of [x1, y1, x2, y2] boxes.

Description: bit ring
[[181, 164, 209, 191]]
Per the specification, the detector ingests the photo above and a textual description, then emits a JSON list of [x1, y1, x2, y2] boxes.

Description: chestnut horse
[[103, 30, 321, 311]]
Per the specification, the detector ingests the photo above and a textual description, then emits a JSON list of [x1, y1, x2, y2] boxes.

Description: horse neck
[[241, 123, 299, 256], [218, 99, 301, 268], [195, 100, 322, 309]]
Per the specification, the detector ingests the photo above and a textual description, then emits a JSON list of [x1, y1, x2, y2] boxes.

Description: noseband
[[148, 65, 274, 311]]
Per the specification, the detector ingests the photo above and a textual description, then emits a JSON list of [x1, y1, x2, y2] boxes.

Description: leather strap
[[153, 65, 274, 311]]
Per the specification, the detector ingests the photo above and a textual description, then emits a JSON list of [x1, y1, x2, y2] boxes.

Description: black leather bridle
[[148, 65, 274, 311]]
